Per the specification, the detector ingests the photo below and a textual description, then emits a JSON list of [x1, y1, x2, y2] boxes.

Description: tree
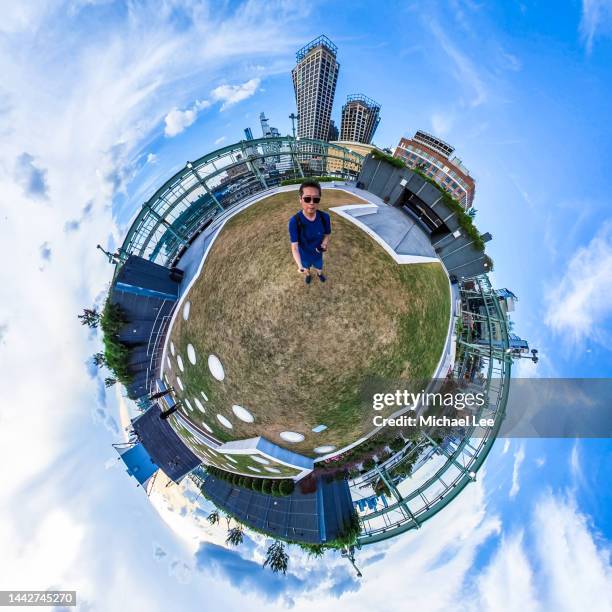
[[206, 510, 220, 525], [92, 352, 107, 367], [104, 377, 117, 388], [299, 543, 325, 558], [225, 526, 244, 547], [78, 307, 100, 328], [263, 541, 289, 574]]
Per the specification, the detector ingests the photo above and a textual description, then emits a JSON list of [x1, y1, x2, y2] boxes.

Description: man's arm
[[291, 242, 305, 271], [320, 213, 331, 250], [288, 216, 305, 272]]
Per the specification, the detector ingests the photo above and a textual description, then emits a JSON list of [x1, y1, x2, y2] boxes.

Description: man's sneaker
[[317, 273, 326, 283], [305, 274, 312, 284]]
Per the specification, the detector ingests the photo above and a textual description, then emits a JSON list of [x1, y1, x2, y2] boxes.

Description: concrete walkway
[[330, 203, 438, 264]]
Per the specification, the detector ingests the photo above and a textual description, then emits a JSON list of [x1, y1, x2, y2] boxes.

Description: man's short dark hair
[[299, 180, 322, 197]]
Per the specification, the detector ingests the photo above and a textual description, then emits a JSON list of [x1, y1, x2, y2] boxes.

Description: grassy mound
[[166, 189, 450, 457]]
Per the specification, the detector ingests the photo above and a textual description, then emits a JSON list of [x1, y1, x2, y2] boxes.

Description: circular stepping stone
[[279, 431, 304, 443], [208, 355, 225, 381], [232, 404, 254, 423]]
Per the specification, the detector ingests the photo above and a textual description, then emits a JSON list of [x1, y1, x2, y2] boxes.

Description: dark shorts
[[300, 249, 323, 270]]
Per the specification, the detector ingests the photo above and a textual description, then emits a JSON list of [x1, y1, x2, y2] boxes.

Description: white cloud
[[570, 442, 581, 477], [211, 78, 261, 111], [214, 135, 227, 145], [509, 443, 525, 499], [0, 1, 315, 608], [146, 152, 158, 164], [164, 100, 211, 137], [544, 221, 612, 346], [466, 492, 612, 612], [533, 492, 612, 610], [431, 111, 454, 136], [163, 76, 260, 137], [426, 19, 487, 107], [580, 0, 612, 53], [500, 50, 522, 71], [475, 532, 539, 612], [293, 471, 503, 612]]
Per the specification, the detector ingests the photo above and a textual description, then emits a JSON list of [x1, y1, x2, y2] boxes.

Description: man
[[288, 180, 331, 284]]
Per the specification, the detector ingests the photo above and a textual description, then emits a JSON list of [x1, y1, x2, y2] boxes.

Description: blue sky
[[0, 1, 611, 610]]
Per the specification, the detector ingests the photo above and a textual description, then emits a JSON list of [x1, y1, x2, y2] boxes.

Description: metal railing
[[113, 137, 365, 274], [353, 274, 512, 545]]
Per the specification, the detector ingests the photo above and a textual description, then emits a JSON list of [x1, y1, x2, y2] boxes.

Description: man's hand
[[298, 266, 307, 274]]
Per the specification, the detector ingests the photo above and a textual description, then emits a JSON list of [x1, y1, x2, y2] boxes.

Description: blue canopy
[[118, 443, 158, 485]]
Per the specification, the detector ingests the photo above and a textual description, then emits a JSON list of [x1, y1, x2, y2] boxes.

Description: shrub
[[390, 437, 405, 452], [251, 478, 261, 492], [362, 457, 375, 472], [262, 480, 273, 494], [279, 480, 294, 496], [369, 149, 406, 169], [280, 176, 338, 186], [100, 298, 132, 386], [271, 480, 281, 497]]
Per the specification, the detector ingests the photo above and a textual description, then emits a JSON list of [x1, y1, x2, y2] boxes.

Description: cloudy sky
[[1, 1, 611, 610]]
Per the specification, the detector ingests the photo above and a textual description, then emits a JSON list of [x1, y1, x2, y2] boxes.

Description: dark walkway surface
[[133, 404, 201, 482], [202, 476, 354, 544]]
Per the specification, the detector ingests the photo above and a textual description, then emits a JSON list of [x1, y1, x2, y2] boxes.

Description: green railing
[[353, 274, 512, 545], [113, 137, 365, 275]]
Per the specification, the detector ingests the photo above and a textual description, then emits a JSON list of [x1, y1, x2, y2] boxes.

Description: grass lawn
[[165, 188, 450, 458]]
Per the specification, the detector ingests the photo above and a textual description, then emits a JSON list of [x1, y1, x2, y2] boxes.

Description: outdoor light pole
[[96, 244, 119, 264], [507, 348, 539, 363], [289, 113, 299, 139], [342, 546, 363, 578]]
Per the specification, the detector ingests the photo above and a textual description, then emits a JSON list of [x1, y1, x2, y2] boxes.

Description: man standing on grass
[[288, 180, 331, 285]]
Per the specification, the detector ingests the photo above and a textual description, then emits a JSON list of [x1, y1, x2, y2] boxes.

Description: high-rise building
[[394, 130, 476, 208], [244, 127, 253, 140], [328, 119, 339, 141], [340, 94, 381, 144], [259, 112, 281, 138], [259, 112, 281, 164], [291, 35, 340, 141]]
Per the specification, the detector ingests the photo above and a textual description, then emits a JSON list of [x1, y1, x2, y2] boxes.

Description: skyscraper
[[259, 112, 280, 138], [259, 112, 281, 164], [394, 130, 476, 209], [244, 127, 253, 140], [327, 119, 339, 141], [340, 95, 381, 144], [291, 35, 340, 141]]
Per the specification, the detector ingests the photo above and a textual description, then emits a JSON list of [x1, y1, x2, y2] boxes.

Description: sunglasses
[[302, 196, 321, 204]]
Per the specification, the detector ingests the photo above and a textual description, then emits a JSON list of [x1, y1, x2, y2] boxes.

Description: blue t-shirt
[[288, 210, 331, 256]]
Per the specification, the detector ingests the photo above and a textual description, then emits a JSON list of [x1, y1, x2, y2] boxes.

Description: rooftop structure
[[413, 130, 454, 158], [394, 131, 476, 208], [102, 137, 526, 551]]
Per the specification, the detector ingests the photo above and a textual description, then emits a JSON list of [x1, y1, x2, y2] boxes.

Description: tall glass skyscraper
[[291, 35, 340, 141]]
